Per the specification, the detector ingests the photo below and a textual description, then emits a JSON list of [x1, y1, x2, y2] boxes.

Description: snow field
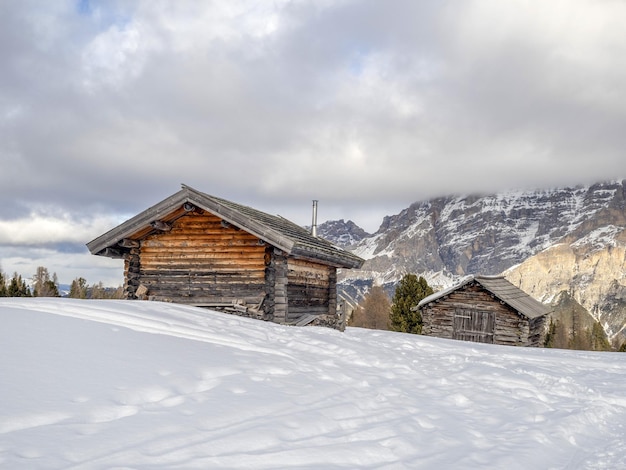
[[1, 298, 625, 469]]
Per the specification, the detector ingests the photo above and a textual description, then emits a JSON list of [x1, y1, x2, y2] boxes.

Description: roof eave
[[87, 185, 297, 258], [184, 187, 294, 254], [87, 184, 364, 269], [417, 275, 474, 308], [87, 189, 189, 256], [475, 279, 551, 319], [417, 275, 550, 319], [290, 246, 365, 269]]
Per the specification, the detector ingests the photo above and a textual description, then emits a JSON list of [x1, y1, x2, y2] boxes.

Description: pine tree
[[0, 264, 5, 297], [43, 280, 60, 297], [8, 273, 31, 297], [7, 274, 18, 297], [544, 319, 557, 348], [389, 274, 433, 334], [590, 321, 611, 351], [0, 270, 6, 297]]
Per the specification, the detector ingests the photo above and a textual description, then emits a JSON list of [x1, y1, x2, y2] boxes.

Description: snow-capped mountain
[[316, 219, 371, 247], [329, 180, 626, 342]]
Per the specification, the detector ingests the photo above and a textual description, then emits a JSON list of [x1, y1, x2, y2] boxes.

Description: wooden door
[[453, 309, 495, 343]]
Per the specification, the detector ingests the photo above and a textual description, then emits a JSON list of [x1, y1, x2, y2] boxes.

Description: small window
[[453, 309, 495, 344]]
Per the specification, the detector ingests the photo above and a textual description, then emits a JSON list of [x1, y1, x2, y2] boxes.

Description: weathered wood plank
[[134, 212, 268, 309], [120, 209, 343, 329], [422, 284, 536, 346]]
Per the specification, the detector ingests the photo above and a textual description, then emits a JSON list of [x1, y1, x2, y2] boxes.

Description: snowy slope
[[1, 299, 626, 469]]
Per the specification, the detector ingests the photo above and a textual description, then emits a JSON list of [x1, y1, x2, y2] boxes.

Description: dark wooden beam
[[99, 247, 126, 259], [150, 220, 172, 232], [119, 238, 140, 248]]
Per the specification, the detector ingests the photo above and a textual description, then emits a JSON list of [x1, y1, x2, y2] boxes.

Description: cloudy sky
[[1, 0, 626, 286]]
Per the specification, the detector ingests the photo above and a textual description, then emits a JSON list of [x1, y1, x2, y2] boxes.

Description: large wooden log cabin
[[87, 185, 364, 329], [417, 275, 550, 347]]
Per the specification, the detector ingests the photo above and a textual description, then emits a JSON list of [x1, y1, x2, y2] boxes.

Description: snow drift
[[1, 298, 625, 469]]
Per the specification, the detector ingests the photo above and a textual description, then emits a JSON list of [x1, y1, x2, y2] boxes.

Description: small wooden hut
[[87, 185, 364, 328], [417, 275, 550, 347]]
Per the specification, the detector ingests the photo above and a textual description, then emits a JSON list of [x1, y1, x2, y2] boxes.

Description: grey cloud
[[1, 1, 625, 258]]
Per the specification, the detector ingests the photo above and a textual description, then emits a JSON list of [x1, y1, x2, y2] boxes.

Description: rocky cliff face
[[316, 219, 370, 247], [505, 225, 626, 344], [328, 180, 626, 342]]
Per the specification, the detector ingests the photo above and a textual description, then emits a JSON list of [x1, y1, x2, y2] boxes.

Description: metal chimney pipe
[[311, 200, 318, 237]]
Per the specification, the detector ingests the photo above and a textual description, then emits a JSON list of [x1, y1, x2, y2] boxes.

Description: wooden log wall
[[135, 212, 267, 307], [422, 284, 534, 347], [119, 209, 345, 327], [528, 316, 548, 347], [265, 248, 288, 323], [286, 258, 332, 322], [328, 268, 337, 317], [124, 248, 141, 299]]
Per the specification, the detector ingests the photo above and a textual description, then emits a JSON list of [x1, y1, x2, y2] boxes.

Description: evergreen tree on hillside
[[544, 319, 557, 348], [7, 273, 31, 297], [389, 274, 433, 334], [0, 264, 4, 297], [7, 275, 17, 297], [0, 271, 6, 297], [590, 321, 611, 351], [0, 269, 5, 295], [544, 319, 570, 349], [43, 280, 60, 297]]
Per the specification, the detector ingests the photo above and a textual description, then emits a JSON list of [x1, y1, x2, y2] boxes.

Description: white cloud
[[0, 211, 122, 246], [81, 24, 144, 91], [1, 0, 626, 283], [79, 0, 291, 93]]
